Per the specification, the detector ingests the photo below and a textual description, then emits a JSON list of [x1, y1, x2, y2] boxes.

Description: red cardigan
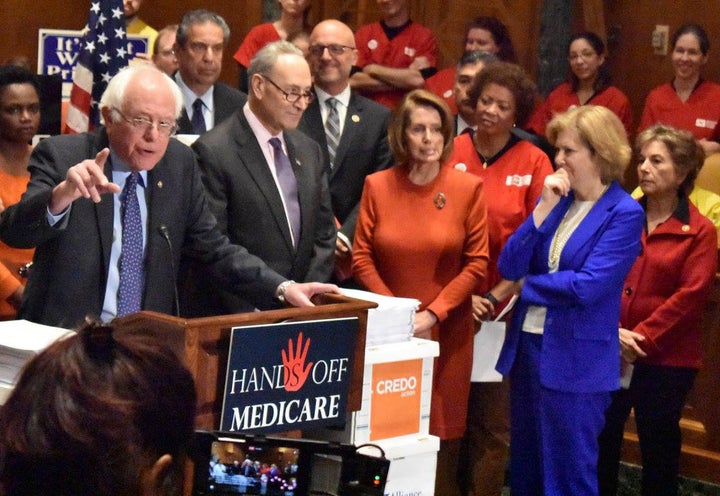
[[621, 197, 717, 368]]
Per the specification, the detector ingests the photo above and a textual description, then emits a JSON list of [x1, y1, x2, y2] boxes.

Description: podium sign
[[220, 318, 358, 434]]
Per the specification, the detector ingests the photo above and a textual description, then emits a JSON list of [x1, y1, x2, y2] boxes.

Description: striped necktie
[[325, 97, 341, 168]]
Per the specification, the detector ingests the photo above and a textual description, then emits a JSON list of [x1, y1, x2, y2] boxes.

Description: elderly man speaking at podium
[[0, 65, 337, 329]]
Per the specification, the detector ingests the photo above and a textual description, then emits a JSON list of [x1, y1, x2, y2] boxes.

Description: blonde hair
[[547, 105, 630, 184]]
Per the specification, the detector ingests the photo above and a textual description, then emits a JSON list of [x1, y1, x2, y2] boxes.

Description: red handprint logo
[[282, 332, 313, 391]]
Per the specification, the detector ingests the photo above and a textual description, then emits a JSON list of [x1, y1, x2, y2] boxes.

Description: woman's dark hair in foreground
[[0, 319, 197, 496]]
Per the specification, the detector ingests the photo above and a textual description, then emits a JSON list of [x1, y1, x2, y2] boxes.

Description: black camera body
[[191, 430, 389, 496]]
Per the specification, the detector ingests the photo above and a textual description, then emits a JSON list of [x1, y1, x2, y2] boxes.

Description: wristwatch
[[484, 292, 499, 306], [276, 280, 296, 304]]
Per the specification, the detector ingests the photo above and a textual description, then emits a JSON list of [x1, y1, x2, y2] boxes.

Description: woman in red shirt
[[233, 0, 311, 92], [638, 24, 720, 155], [425, 16, 516, 114], [597, 125, 718, 496], [529, 32, 633, 138], [353, 89, 489, 496]]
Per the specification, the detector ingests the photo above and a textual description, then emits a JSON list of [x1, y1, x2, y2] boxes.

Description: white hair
[[99, 65, 183, 123]]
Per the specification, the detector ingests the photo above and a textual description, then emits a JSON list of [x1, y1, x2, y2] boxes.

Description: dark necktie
[[324, 98, 341, 168], [117, 172, 144, 316], [269, 137, 301, 247], [191, 98, 206, 134]]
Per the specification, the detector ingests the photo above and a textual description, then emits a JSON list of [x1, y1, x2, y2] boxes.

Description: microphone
[[159, 225, 181, 317]]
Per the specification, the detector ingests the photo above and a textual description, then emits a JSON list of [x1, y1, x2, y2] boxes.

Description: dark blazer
[[175, 81, 247, 134], [298, 90, 392, 240], [187, 109, 336, 315], [0, 130, 286, 328], [495, 182, 645, 392]]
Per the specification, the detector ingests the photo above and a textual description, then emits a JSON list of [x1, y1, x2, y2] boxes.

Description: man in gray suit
[[298, 20, 392, 281], [186, 41, 336, 316], [173, 9, 246, 135]]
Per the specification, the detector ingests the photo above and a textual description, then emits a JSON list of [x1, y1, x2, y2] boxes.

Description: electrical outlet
[[652, 25, 669, 56]]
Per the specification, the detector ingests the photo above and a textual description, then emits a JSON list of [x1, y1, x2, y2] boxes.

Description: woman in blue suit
[[496, 105, 645, 496]]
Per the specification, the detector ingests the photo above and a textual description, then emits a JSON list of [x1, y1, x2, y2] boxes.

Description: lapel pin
[[157, 181, 163, 189], [351, 114, 360, 123], [434, 192, 446, 209]]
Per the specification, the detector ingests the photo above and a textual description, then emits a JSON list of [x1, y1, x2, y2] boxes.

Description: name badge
[[506, 174, 532, 187], [696, 118, 718, 129]]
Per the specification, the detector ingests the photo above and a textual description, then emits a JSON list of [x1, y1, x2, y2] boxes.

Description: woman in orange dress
[[353, 89, 489, 496], [0, 65, 40, 320]]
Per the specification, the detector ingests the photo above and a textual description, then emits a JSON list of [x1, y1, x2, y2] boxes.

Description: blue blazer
[[496, 182, 644, 393]]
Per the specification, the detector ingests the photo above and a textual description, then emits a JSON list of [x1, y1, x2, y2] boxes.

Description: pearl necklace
[[548, 190, 605, 268]]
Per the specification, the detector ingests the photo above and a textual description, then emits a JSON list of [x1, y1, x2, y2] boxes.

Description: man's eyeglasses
[[262, 76, 315, 104], [308, 44, 355, 57], [112, 107, 177, 136]]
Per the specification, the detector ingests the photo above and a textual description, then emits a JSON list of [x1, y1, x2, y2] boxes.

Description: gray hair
[[99, 65, 183, 121], [247, 40, 304, 79], [457, 50, 498, 70], [176, 9, 230, 47]]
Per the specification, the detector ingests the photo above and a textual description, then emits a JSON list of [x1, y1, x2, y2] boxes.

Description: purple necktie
[[117, 172, 144, 316], [269, 137, 301, 247]]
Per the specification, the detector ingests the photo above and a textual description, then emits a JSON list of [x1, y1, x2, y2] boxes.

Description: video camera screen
[[200, 440, 301, 495]]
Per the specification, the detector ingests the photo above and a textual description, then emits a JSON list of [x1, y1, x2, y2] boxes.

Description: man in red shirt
[[350, 0, 437, 109]]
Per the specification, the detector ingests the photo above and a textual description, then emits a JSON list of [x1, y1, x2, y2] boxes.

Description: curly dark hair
[[467, 61, 537, 127]]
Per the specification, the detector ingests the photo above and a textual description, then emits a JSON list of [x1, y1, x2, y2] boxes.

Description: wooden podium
[[118, 293, 376, 430]]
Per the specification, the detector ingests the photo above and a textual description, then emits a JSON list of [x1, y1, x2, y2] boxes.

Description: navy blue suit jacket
[[298, 90, 392, 241], [176, 81, 247, 134]]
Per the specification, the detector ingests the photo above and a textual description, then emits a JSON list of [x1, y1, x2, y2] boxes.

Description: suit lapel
[[94, 131, 115, 278], [302, 100, 330, 164], [331, 93, 362, 178], [178, 108, 192, 134], [560, 183, 622, 267], [285, 132, 308, 254], [235, 114, 296, 252]]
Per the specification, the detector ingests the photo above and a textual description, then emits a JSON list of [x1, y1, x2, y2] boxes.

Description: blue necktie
[[117, 172, 144, 316], [269, 137, 301, 247], [191, 98, 206, 134]]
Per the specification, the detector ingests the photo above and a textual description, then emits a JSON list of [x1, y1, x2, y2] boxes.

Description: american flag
[[65, 0, 128, 134]]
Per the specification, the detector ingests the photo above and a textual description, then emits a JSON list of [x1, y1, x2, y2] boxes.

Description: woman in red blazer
[[598, 125, 718, 496]]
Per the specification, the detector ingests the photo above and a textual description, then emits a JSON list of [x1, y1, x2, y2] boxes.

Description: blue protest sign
[[220, 318, 358, 434]]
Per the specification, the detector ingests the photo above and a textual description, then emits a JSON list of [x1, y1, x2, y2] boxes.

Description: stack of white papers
[[0, 320, 74, 404], [341, 289, 420, 346]]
